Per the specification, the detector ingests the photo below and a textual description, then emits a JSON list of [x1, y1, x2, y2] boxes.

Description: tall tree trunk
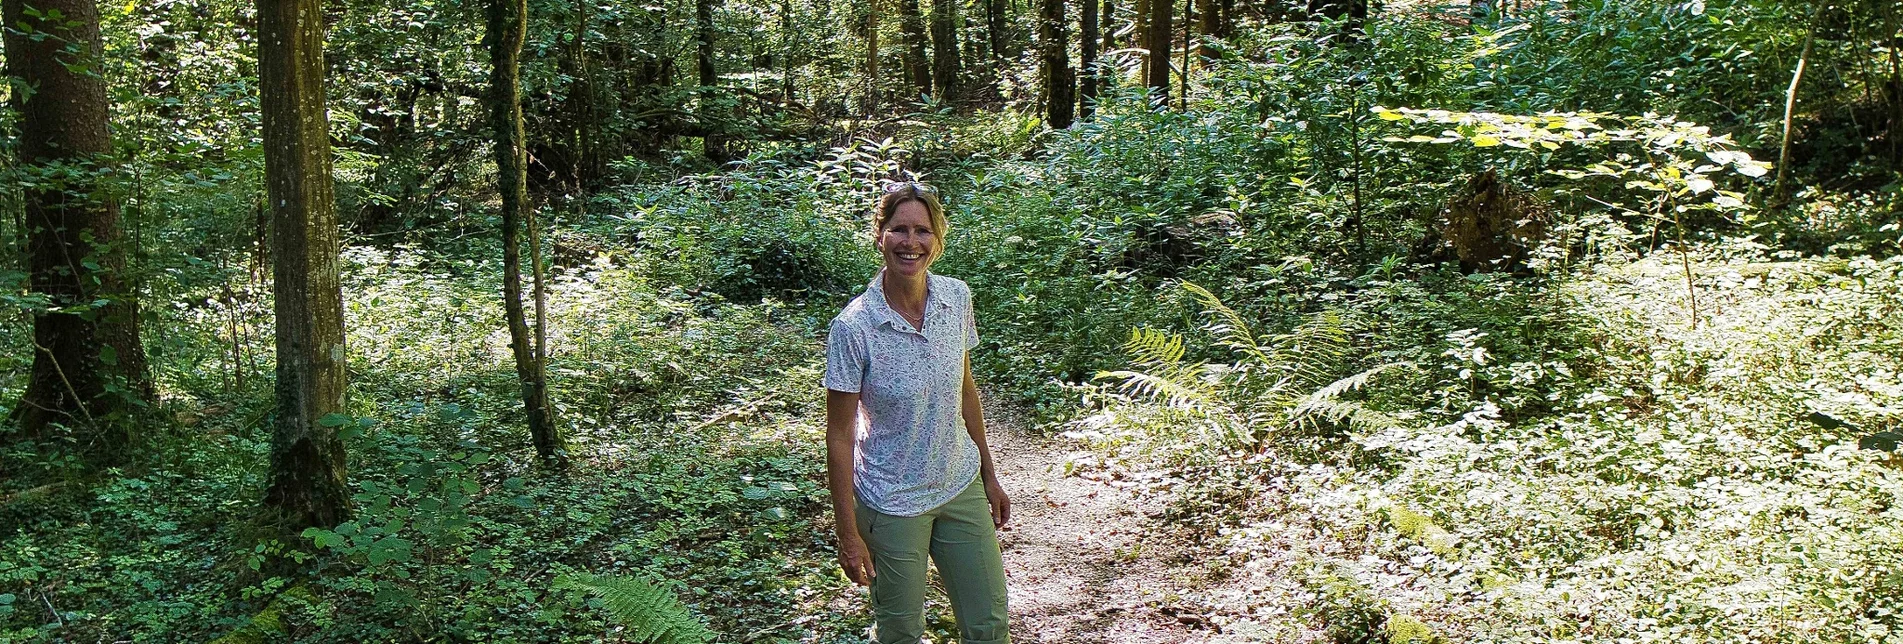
[[866, 0, 882, 114], [1042, 0, 1074, 128], [987, 0, 1008, 95], [781, 0, 797, 103], [1080, 0, 1099, 118], [489, 0, 567, 469], [1885, 0, 1902, 164], [900, 0, 932, 96], [930, 0, 962, 99], [1146, 0, 1171, 105], [1179, 0, 1191, 107], [697, 0, 731, 161], [1196, 0, 1218, 60], [259, 0, 349, 531], [1136, 0, 1150, 85], [4, 0, 152, 457]]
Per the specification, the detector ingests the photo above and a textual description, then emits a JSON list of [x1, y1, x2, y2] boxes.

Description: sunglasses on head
[[882, 181, 938, 196]]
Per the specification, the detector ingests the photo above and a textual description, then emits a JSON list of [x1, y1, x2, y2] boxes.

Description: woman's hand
[[837, 528, 876, 586], [984, 475, 1011, 529]]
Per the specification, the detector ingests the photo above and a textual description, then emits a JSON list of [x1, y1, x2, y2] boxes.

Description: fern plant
[[1096, 281, 1408, 448], [553, 572, 715, 644]]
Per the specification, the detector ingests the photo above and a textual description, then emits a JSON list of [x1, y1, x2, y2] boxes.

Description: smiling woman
[[822, 182, 1013, 643]]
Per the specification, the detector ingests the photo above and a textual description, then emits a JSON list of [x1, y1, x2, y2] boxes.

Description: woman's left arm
[[962, 355, 1010, 528]]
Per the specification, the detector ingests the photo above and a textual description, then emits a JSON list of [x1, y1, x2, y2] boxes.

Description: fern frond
[[553, 572, 714, 644], [1289, 363, 1412, 433], [1098, 369, 1220, 412], [1298, 363, 1410, 406], [1266, 311, 1353, 388], [1121, 327, 1187, 371], [1291, 398, 1408, 434], [1180, 282, 1268, 361]]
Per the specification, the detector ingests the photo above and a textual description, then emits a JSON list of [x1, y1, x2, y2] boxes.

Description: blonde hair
[[871, 183, 949, 257]]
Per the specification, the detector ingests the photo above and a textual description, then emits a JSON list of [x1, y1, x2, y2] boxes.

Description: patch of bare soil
[[988, 403, 1221, 643]]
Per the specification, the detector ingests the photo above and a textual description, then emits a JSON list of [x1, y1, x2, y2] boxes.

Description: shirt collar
[[866, 269, 950, 332]]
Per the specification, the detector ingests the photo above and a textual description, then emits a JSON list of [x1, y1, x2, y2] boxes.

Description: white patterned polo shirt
[[825, 270, 982, 517]]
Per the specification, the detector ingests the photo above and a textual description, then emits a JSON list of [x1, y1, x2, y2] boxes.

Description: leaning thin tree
[[3, 0, 152, 461], [259, 0, 350, 530], [488, 0, 567, 469]]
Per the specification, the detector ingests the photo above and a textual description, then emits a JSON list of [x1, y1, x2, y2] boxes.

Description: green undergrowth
[[0, 247, 866, 642], [1066, 248, 1903, 642]]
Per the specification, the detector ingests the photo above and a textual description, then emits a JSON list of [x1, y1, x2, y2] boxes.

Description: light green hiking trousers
[[854, 478, 1011, 644]]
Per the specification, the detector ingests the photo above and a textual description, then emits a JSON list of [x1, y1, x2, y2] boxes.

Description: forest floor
[[986, 401, 1213, 643]]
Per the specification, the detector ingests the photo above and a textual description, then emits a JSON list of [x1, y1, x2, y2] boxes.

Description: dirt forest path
[[985, 401, 1210, 643]]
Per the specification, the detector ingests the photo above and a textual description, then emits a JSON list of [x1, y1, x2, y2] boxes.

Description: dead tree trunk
[[259, 0, 350, 531], [3, 0, 152, 460], [1042, 0, 1075, 128], [489, 0, 568, 469]]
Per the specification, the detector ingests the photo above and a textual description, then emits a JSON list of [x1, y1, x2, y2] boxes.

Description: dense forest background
[[1, 0, 1900, 641]]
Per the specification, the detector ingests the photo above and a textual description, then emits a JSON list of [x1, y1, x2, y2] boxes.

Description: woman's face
[[877, 200, 938, 278]]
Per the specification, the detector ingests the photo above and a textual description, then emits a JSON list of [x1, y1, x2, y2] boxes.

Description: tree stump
[[1440, 169, 1550, 273]]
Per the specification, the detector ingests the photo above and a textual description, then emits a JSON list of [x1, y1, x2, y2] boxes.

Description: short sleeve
[[824, 317, 867, 393], [961, 283, 980, 350]]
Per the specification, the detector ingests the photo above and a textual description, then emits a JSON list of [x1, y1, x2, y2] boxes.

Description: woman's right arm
[[826, 389, 875, 586]]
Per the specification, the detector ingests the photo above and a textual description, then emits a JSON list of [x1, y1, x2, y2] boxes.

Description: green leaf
[[1471, 135, 1502, 147], [98, 345, 116, 366], [318, 413, 351, 427]]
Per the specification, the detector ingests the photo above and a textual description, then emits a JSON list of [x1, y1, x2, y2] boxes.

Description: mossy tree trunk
[[488, 0, 568, 469], [259, 0, 350, 531], [3, 0, 152, 460]]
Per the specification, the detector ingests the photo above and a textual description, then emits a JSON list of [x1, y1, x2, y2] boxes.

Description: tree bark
[[1042, 0, 1074, 128], [259, 0, 350, 531], [986, 0, 1008, 95], [3, 0, 152, 458], [489, 0, 567, 469], [1136, 0, 1150, 85], [899, 0, 932, 96], [866, 0, 882, 114], [1146, 0, 1171, 105], [930, 0, 962, 99], [1197, 0, 1218, 60], [697, 0, 731, 161], [1080, 0, 1099, 118], [1180, 0, 1192, 107]]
